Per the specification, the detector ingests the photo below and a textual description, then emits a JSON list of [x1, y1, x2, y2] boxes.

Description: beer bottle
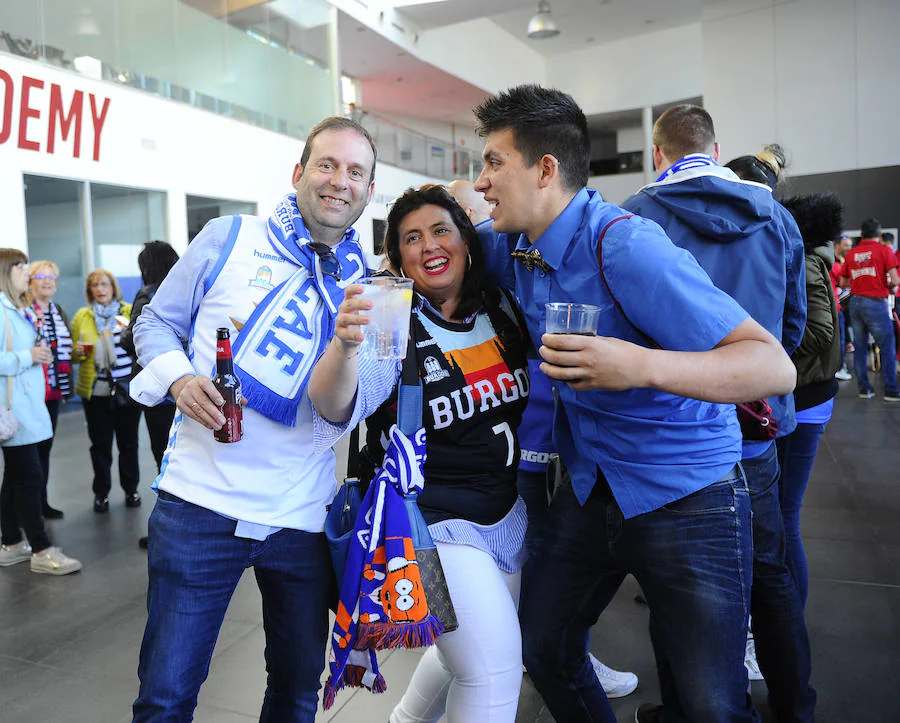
[[213, 327, 243, 443]]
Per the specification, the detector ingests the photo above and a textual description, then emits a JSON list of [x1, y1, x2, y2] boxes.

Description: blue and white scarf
[[656, 153, 718, 182], [231, 193, 367, 426]]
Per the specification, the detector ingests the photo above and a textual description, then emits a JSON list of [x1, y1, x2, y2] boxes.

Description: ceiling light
[[527, 1, 560, 39]]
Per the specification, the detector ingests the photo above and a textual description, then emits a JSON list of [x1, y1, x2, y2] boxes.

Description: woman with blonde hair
[[0, 249, 81, 574], [71, 269, 141, 513], [28, 259, 73, 519]]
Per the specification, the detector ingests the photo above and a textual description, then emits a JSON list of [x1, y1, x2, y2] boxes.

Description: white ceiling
[[400, 0, 704, 55]]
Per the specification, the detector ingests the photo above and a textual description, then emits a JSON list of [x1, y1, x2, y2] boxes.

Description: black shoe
[[634, 703, 664, 723], [138, 536, 149, 549], [93, 497, 110, 513], [42, 505, 64, 520], [884, 391, 900, 402], [125, 492, 142, 508]]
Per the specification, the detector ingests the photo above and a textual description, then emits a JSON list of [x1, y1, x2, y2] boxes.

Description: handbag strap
[[344, 424, 360, 483], [4, 308, 12, 408], [397, 311, 422, 436]]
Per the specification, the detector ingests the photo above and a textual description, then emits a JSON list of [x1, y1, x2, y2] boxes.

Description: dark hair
[[861, 218, 882, 239], [725, 144, 788, 191], [138, 241, 180, 287], [473, 85, 590, 191], [882, 231, 895, 244], [300, 116, 377, 183], [653, 105, 716, 162], [385, 184, 487, 321], [781, 193, 844, 254]]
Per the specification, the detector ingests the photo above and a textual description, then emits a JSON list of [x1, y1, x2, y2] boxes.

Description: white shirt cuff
[[130, 350, 195, 406]]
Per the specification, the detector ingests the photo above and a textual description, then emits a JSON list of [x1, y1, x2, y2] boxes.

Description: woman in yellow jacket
[[71, 269, 141, 513]]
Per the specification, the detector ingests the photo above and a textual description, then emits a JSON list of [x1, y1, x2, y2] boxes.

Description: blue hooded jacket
[[622, 165, 806, 449]]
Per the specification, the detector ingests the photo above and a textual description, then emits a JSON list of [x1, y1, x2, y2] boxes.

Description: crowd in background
[[0, 241, 179, 575]]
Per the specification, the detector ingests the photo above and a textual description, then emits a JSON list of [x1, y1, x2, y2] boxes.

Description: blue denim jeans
[[517, 468, 551, 557], [133, 491, 331, 722], [776, 424, 827, 609], [519, 468, 755, 723], [850, 295, 899, 394], [742, 443, 816, 722]]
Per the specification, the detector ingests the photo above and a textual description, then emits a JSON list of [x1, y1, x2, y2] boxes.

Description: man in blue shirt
[[472, 85, 796, 723], [622, 106, 815, 723]]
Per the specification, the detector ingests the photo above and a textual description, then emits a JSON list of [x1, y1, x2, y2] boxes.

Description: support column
[[642, 105, 654, 184]]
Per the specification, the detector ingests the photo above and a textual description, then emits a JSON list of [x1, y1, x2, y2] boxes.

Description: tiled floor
[[0, 384, 898, 722]]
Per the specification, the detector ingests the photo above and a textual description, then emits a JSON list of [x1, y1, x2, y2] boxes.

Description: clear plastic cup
[[545, 302, 607, 336], [358, 277, 415, 360]]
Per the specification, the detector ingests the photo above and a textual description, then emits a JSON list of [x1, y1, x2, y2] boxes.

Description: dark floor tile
[[805, 536, 896, 586]]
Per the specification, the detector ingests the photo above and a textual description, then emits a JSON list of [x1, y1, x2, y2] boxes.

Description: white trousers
[[389, 541, 523, 723]]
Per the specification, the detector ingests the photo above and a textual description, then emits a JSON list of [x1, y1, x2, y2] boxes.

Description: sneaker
[[30, 547, 82, 576], [858, 390, 875, 399], [0, 540, 33, 566], [835, 367, 852, 381], [591, 655, 638, 698], [125, 492, 142, 508], [884, 392, 900, 402], [847, 342, 855, 353], [744, 635, 763, 681], [634, 703, 663, 723], [93, 497, 109, 513]]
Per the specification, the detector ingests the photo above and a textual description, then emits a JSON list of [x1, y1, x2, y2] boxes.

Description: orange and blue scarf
[[323, 424, 445, 709]]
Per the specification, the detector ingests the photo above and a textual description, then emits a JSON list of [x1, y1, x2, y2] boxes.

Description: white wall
[[548, 24, 703, 116], [589, 173, 645, 207], [417, 19, 548, 95], [703, 0, 900, 175], [0, 53, 440, 260]]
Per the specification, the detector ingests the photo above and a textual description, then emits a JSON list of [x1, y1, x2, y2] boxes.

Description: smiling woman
[[370, 184, 532, 722]]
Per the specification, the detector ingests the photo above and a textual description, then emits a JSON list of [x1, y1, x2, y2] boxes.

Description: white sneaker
[[590, 654, 638, 698], [30, 547, 82, 576], [0, 540, 32, 566], [835, 367, 852, 381], [744, 636, 763, 681]]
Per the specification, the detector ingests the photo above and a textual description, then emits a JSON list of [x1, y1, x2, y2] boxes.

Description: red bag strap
[[594, 214, 660, 348]]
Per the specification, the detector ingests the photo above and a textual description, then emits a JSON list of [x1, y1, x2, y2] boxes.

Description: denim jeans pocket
[[157, 489, 187, 506], [662, 479, 737, 516]]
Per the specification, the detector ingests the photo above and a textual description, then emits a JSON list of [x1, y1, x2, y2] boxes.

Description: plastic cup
[[545, 303, 606, 336], [357, 277, 415, 360], [81, 340, 94, 354]]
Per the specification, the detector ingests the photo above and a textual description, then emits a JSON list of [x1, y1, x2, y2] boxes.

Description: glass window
[[90, 182, 167, 304], [23, 175, 88, 316]]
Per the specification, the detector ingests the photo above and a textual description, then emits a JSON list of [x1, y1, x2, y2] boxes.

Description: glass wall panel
[[23, 175, 88, 318], [186, 194, 256, 242], [90, 183, 167, 303]]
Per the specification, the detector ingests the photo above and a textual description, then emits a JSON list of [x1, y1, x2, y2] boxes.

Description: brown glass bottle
[[213, 327, 243, 443]]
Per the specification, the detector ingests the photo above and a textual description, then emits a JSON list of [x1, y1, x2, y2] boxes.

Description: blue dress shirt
[[479, 189, 749, 518]]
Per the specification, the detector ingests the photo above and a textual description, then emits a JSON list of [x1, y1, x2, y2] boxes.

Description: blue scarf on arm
[[231, 193, 367, 426]]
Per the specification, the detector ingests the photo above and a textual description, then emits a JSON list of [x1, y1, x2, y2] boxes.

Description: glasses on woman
[[308, 241, 342, 281], [32, 273, 58, 281]]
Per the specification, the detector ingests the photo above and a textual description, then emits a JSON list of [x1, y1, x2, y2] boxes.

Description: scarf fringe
[[355, 614, 445, 651], [238, 373, 297, 427], [322, 665, 387, 711]]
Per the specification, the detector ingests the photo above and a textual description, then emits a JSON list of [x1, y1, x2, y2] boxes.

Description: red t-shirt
[[841, 239, 898, 298], [830, 261, 843, 310]]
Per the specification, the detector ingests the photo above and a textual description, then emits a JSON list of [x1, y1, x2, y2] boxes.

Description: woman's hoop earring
[[399, 267, 407, 278], [467, 253, 472, 270]]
